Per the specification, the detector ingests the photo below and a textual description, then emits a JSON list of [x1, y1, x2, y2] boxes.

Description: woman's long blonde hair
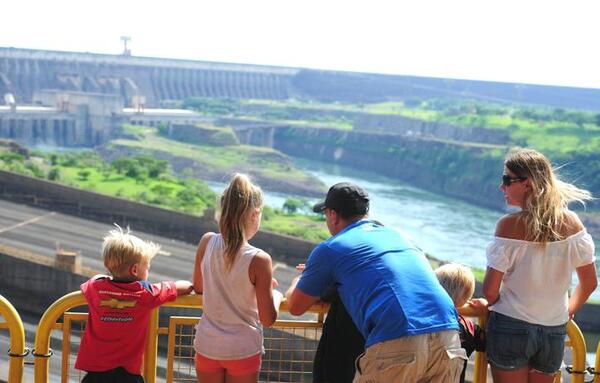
[[505, 148, 592, 242], [219, 173, 263, 270]]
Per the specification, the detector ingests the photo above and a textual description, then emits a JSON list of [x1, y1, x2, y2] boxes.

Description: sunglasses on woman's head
[[502, 175, 527, 187]]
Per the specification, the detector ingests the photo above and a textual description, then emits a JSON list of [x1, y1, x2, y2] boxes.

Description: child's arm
[[174, 280, 194, 296], [250, 250, 282, 327], [569, 262, 598, 319], [192, 232, 215, 294], [467, 298, 489, 316]]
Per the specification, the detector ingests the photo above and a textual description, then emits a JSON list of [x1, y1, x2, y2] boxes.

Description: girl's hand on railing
[[468, 298, 489, 316]]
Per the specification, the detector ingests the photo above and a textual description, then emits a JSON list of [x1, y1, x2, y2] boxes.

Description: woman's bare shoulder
[[495, 213, 527, 240], [561, 210, 585, 236]]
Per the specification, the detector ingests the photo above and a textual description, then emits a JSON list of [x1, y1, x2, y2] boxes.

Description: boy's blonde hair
[[102, 226, 160, 277], [435, 263, 475, 308]]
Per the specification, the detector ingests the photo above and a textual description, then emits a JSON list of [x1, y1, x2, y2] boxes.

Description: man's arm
[[286, 276, 320, 316]]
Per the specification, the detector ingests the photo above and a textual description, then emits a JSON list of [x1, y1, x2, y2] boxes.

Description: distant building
[[0, 90, 207, 148]]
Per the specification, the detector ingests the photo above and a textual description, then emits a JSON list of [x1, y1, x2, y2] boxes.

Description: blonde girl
[[193, 174, 283, 383], [483, 148, 597, 383]]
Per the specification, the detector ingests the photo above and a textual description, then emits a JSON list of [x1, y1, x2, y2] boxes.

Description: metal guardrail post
[[566, 320, 587, 383], [0, 295, 27, 383], [143, 309, 159, 383], [594, 339, 600, 383], [33, 291, 86, 383]]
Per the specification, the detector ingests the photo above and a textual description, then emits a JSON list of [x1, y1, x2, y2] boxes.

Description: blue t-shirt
[[296, 220, 458, 348]]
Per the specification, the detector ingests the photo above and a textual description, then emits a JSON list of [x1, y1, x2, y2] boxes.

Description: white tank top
[[486, 229, 595, 326], [194, 234, 263, 359]]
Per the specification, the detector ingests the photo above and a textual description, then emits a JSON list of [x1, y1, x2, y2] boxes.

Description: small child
[[75, 227, 193, 383], [435, 263, 487, 383]]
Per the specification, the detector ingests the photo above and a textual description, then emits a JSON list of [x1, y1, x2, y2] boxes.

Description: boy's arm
[[174, 280, 194, 295]]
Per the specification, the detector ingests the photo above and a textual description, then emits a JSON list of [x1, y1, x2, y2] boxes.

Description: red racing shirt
[[75, 276, 178, 374]]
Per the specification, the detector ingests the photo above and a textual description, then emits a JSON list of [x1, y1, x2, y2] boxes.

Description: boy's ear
[[130, 263, 139, 277]]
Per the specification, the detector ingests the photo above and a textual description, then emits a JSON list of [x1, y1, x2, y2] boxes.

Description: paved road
[[0, 199, 300, 287]]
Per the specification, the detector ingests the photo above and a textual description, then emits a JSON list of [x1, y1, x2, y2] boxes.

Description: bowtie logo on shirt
[[100, 298, 137, 309]]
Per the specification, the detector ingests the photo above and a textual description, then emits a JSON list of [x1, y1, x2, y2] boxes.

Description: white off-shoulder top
[[486, 230, 596, 326]]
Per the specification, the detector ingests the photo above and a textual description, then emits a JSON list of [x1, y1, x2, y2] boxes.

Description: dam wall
[[0, 48, 296, 106], [3, 47, 600, 110]]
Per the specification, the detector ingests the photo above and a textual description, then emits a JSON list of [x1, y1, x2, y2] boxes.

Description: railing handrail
[[31, 291, 589, 383], [0, 294, 26, 383]]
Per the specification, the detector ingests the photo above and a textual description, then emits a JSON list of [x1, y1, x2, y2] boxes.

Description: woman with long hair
[[193, 173, 283, 383], [483, 148, 597, 383]]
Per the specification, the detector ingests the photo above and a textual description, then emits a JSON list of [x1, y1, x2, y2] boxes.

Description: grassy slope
[[114, 126, 319, 186]]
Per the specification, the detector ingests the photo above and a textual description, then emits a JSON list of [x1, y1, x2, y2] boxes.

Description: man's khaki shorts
[[353, 330, 467, 383]]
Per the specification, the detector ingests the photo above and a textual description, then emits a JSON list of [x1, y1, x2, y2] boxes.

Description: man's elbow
[[286, 298, 307, 316]]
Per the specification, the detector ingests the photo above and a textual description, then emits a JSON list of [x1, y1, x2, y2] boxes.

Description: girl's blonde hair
[[505, 148, 592, 242], [219, 173, 263, 271], [435, 263, 475, 308]]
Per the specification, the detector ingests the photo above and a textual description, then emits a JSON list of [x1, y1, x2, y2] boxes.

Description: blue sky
[[2, 0, 599, 89]]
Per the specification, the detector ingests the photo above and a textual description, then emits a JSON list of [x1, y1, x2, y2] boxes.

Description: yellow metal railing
[[593, 337, 600, 383], [0, 294, 27, 383], [30, 291, 590, 383], [32, 292, 326, 383]]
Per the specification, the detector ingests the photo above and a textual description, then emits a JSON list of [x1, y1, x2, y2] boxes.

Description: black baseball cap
[[313, 182, 370, 217]]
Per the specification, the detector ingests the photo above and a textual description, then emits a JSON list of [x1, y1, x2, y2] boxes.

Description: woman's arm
[[250, 250, 282, 327], [482, 267, 504, 305], [192, 232, 215, 294], [569, 262, 598, 319]]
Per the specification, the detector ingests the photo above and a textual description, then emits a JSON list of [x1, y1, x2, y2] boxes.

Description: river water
[[209, 158, 600, 298]]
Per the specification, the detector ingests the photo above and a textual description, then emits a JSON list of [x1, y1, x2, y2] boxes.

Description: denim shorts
[[486, 311, 567, 374]]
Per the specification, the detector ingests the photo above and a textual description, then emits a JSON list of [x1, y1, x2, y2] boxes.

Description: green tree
[[111, 158, 134, 174], [47, 168, 61, 181], [77, 169, 91, 181], [282, 198, 310, 215]]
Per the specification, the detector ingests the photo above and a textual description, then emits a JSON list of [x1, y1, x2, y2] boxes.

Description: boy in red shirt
[[75, 227, 193, 383]]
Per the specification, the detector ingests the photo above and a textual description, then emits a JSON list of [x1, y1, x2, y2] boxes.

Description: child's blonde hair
[[435, 263, 475, 308], [102, 225, 160, 277], [219, 173, 263, 271]]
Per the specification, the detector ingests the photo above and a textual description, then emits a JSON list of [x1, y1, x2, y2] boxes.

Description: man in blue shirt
[[286, 182, 466, 383]]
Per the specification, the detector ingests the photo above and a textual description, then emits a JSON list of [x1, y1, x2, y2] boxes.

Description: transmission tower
[[120, 36, 131, 56]]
